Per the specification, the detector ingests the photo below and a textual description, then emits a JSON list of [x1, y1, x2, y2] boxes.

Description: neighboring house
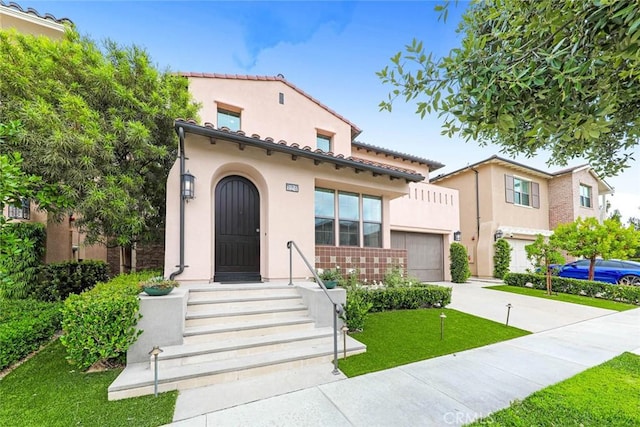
[[430, 155, 612, 277], [0, 0, 69, 38], [1, 2, 107, 264], [163, 73, 459, 283]]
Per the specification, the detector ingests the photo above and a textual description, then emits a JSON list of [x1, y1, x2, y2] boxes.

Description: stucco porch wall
[[315, 246, 407, 282], [164, 132, 413, 283], [389, 182, 459, 234]]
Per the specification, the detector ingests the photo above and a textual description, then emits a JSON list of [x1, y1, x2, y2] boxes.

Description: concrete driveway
[[444, 280, 617, 332]]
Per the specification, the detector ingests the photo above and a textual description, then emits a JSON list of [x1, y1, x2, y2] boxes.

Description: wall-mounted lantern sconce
[[453, 230, 462, 242], [181, 170, 195, 201], [494, 229, 504, 241]]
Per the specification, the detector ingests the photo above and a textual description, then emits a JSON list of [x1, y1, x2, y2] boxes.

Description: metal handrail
[[287, 240, 344, 375]]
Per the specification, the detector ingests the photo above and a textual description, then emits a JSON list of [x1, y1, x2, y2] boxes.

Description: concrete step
[[188, 285, 300, 300], [108, 336, 366, 400], [187, 294, 302, 311], [154, 328, 335, 369], [183, 317, 316, 344], [185, 304, 309, 327]]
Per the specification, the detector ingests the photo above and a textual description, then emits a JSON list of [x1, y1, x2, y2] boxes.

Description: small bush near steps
[[60, 271, 157, 370]]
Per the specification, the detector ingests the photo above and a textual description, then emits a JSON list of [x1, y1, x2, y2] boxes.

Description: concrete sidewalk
[[166, 283, 640, 426]]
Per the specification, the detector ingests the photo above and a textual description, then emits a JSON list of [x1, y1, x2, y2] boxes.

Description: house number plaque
[[286, 183, 299, 193]]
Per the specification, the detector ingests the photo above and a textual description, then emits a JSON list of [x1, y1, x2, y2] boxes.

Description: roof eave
[[174, 121, 424, 183]]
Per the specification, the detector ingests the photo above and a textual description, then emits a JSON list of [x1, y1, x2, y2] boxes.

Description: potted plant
[[317, 266, 342, 289], [139, 276, 179, 296]]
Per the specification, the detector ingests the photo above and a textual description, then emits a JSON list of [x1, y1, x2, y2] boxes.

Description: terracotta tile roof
[[352, 141, 445, 172], [175, 119, 423, 182], [179, 72, 362, 139], [0, 1, 72, 25]]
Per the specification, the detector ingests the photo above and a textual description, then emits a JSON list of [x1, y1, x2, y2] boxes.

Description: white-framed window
[[217, 108, 241, 131], [505, 174, 540, 208], [314, 188, 382, 247], [580, 184, 592, 208], [7, 198, 30, 220], [316, 134, 331, 152]]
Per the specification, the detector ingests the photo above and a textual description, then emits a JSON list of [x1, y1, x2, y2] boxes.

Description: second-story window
[[580, 184, 592, 208], [513, 178, 530, 206], [8, 198, 30, 220], [505, 174, 540, 208], [316, 134, 331, 152], [217, 108, 241, 131]]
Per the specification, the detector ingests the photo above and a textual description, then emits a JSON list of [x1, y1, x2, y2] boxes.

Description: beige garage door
[[391, 231, 444, 282]]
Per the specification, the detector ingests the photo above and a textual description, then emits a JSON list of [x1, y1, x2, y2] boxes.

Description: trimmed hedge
[[450, 243, 471, 283], [0, 299, 62, 370], [31, 260, 108, 302], [493, 239, 511, 279], [0, 222, 46, 299], [504, 272, 640, 305], [351, 284, 452, 313], [60, 271, 156, 370]]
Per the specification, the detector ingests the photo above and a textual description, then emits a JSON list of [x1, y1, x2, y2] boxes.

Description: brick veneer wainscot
[[315, 246, 407, 282]]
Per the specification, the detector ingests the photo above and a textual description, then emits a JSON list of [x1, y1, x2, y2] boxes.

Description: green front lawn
[[486, 285, 638, 311], [339, 308, 530, 377], [468, 352, 640, 426], [0, 339, 176, 427]]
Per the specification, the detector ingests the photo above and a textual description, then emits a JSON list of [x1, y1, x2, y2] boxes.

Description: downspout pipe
[[471, 167, 480, 236], [169, 126, 186, 280]]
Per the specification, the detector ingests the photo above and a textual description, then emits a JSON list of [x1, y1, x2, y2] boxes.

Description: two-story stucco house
[[163, 73, 460, 284], [430, 155, 612, 277]]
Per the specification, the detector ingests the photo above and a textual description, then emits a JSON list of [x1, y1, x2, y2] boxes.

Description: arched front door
[[214, 175, 261, 282]]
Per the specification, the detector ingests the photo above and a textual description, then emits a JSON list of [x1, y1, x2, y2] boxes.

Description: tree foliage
[[551, 217, 640, 280], [0, 29, 199, 247], [378, 0, 640, 176], [525, 234, 565, 295]]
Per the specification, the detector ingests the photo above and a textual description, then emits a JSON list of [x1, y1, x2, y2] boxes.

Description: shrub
[[31, 260, 109, 302], [0, 222, 46, 299], [504, 272, 640, 305], [348, 284, 452, 313], [493, 239, 511, 279], [450, 242, 471, 283], [0, 299, 62, 370], [342, 286, 373, 331], [60, 270, 156, 370]]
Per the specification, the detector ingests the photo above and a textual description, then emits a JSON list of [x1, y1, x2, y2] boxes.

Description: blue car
[[557, 259, 640, 285]]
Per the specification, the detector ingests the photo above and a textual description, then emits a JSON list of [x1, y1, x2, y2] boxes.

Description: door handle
[[256, 228, 260, 233]]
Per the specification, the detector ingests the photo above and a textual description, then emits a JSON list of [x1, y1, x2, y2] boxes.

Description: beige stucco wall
[[187, 78, 354, 157], [164, 133, 412, 282], [0, 7, 66, 39]]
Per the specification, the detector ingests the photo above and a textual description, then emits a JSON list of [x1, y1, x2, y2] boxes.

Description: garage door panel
[[506, 238, 535, 274], [391, 231, 444, 282]]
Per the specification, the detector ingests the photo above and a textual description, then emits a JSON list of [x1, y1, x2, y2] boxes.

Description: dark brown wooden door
[[214, 176, 261, 282]]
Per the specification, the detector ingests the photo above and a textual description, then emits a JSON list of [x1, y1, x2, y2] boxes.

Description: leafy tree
[[0, 29, 199, 259], [526, 234, 565, 295], [551, 217, 640, 281], [378, 0, 640, 176], [492, 238, 511, 279], [449, 242, 471, 283]]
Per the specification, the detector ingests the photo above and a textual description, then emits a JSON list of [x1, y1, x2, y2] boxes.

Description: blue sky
[[22, 1, 640, 219]]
